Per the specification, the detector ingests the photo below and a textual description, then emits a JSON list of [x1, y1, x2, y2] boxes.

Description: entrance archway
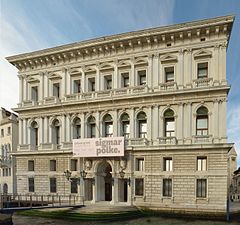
[[96, 161, 112, 201]]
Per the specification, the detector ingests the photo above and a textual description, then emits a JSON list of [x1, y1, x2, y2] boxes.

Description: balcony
[[125, 138, 149, 146], [155, 82, 178, 91], [158, 137, 177, 145], [193, 135, 213, 144], [18, 144, 38, 151], [44, 96, 60, 104], [193, 78, 213, 88], [39, 143, 61, 151]]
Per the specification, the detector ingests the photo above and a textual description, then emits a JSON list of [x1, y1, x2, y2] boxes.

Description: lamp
[[119, 169, 131, 186], [80, 170, 87, 179], [64, 169, 72, 181]]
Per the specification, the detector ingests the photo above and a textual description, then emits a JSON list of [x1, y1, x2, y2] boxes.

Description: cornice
[[6, 15, 234, 69]]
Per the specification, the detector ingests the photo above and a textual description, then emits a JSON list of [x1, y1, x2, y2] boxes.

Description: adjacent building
[[0, 108, 18, 194], [6, 15, 235, 213]]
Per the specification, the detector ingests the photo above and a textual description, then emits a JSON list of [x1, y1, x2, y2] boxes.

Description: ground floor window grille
[[135, 178, 144, 196], [196, 179, 207, 198], [28, 178, 35, 192], [163, 178, 172, 197]]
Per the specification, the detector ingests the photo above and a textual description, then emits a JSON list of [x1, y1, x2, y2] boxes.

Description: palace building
[[6, 15, 235, 213]]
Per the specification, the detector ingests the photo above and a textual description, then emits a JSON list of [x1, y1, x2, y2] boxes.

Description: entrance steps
[[75, 201, 138, 213]]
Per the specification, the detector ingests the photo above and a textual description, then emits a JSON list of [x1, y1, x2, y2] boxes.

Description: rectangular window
[[196, 179, 207, 198], [135, 178, 144, 196], [50, 160, 56, 171], [163, 158, 172, 171], [138, 70, 146, 85], [90, 124, 96, 138], [7, 127, 11, 135], [122, 121, 130, 138], [31, 86, 38, 101], [28, 178, 35, 192], [53, 83, 60, 98], [88, 78, 95, 92], [50, 177, 57, 193], [28, 160, 35, 171], [165, 118, 175, 137], [136, 158, 144, 171], [105, 122, 113, 137], [163, 179, 172, 197], [71, 178, 78, 194], [121, 72, 129, 87], [73, 80, 81, 93], [8, 168, 11, 176], [197, 157, 207, 171], [196, 116, 208, 136], [197, 62, 208, 79], [138, 120, 147, 138], [71, 159, 78, 171], [1, 129, 4, 137], [104, 76, 112, 90], [165, 67, 174, 82]]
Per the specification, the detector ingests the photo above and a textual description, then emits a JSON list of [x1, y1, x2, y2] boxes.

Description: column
[[113, 61, 118, 89], [213, 100, 219, 142], [220, 99, 227, 142], [184, 102, 192, 144], [188, 49, 193, 85], [23, 77, 28, 101], [159, 106, 163, 138], [44, 72, 49, 98], [91, 173, 97, 203], [18, 75, 23, 103], [213, 45, 219, 83], [80, 68, 86, 92], [129, 108, 135, 138], [178, 49, 184, 88], [43, 117, 49, 143], [95, 65, 100, 91], [152, 105, 159, 142], [113, 110, 118, 137], [62, 68, 66, 96], [61, 115, 66, 143], [80, 113, 85, 138], [95, 112, 100, 138], [23, 119, 27, 144], [111, 176, 118, 204], [65, 115, 70, 142], [39, 117, 44, 144], [130, 59, 135, 86], [220, 43, 227, 84], [65, 69, 70, 95], [147, 107, 152, 140], [27, 119, 30, 145], [152, 53, 159, 86], [19, 119, 23, 145], [147, 55, 153, 88], [177, 103, 184, 144]]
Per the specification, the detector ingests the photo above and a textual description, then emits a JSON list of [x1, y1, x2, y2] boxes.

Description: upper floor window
[[73, 80, 81, 93], [52, 119, 60, 145], [31, 86, 38, 101], [28, 160, 35, 171], [196, 106, 208, 136], [137, 112, 147, 138], [7, 127, 11, 135], [104, 75, 112, 90], [120, 113, 130, 138], [197, 62, 208, 79], [73, 117, 81, 139], [163, 157, 172, 171], [71, 159, 78, 171], [30, 121, 38, 148], [164, 109, 175, 137], [121, 72, 130, 87], [53, 83, 60, 98], [197, 157, 207, 171], [165, 67, 174, 82], [1, 129, 4, 137], [138, 70, 146, 85], [50, 160, 56, 171], [103, 114, 113, 137], [136, 158, 144, 171], [87, 116, 96, 138], [88, 78, 95, 92]]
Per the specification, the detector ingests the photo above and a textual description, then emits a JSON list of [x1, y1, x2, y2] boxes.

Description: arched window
[[87, 116, 96, 138], [103, 114, 113, 137], [120, 113, 130, 138], [52, 119, 60, 145], [164, 109, 175, 137], [30, 121, 38, 148], [73, 117, 81, 139], [196, 106, 208, 136], [137, 112, 147, 138]]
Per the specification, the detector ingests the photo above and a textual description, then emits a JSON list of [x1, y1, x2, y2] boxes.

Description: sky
[[0, 0, 239, 165]]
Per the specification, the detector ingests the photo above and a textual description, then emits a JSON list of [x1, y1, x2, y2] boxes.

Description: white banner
[[73, 137, 124, 157]]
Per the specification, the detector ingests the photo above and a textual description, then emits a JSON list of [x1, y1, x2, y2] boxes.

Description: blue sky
[[0, 0, 239, 165]]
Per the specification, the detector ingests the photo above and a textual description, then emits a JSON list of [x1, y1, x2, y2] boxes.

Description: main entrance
[[96, 161, 112, 201]]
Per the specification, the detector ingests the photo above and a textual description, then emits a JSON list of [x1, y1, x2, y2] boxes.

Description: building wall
[[7, 15, 235, 213]]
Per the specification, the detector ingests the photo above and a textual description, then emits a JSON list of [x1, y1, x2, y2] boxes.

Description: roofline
[[6, 15, 235, 63]]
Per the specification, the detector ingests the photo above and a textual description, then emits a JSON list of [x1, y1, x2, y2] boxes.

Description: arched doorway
[[96, 161, 112, 201], [3, 183, 8, 194]]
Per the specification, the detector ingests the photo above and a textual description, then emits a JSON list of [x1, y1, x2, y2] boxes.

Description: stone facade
[[6, 15, 235, 212], [0, 108, 18, 194]]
